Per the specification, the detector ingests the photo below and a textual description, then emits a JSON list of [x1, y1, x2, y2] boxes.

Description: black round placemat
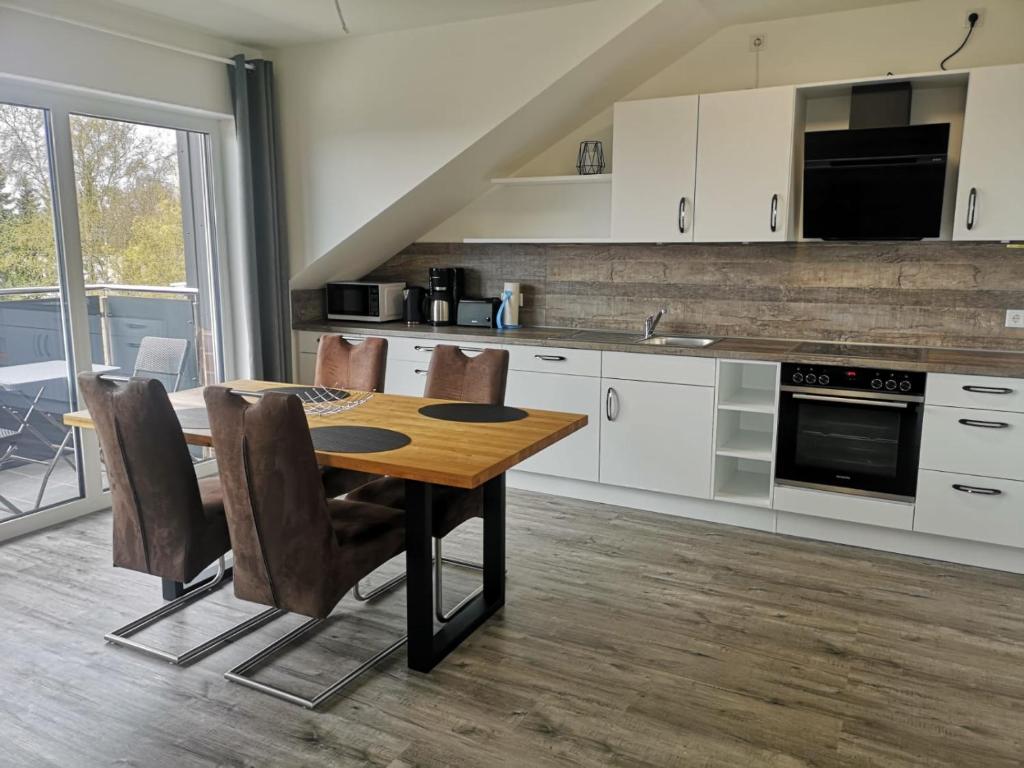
[[418, 403, 528, 423], [174, 408, 210, 429], [268, 386, 349, 401], [310, 426, 411, 453]]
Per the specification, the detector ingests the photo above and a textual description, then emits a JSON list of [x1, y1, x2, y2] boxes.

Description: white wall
[[275, 0, 671, 284], [0, 1, 257, 116]]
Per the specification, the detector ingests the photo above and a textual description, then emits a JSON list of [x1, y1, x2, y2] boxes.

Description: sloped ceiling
[[287, 0, 912, 289]]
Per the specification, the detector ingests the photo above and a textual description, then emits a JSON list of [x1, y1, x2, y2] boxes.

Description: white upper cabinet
[[953, 64, 1024, 241], [693, 86, 797, 242], [611, 95, 699, 242]]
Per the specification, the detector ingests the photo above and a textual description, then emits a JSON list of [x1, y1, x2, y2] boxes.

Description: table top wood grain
[[64, 379, 587, 489]]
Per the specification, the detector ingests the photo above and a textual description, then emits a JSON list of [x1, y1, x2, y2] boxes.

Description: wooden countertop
[[293, 321, 1024, 378], [64, 380, 588, 489]]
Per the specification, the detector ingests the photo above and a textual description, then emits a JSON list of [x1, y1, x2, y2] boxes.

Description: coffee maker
[[427, 267, 464, 326]]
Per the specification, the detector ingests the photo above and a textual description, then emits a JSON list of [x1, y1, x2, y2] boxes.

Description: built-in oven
[[775, 363, 926, 502]]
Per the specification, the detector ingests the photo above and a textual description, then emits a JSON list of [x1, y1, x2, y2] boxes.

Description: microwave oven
[[325, 281, 405, 322]]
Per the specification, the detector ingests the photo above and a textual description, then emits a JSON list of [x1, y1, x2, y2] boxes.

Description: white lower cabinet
[[920, 405, 1024, 481], [915, 470, 1024, 548], [506, 370, 600, 482], [599, 378, 714, 498], [385, 359, 429, 397], [297, 353, 317, 385]]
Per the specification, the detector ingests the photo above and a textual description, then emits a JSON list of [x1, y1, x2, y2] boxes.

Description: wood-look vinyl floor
[[1, 490, 1023, 767]]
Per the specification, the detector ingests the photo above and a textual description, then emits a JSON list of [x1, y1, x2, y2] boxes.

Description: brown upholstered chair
[[347, 344, 509, 622], [315, 335, 388, 498], [204, 385, 407, 709], [77, 373, 280, 666]]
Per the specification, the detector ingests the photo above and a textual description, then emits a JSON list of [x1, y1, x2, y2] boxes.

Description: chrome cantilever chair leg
[[434, 537, 484, 624], [105, 557, 284, 666], [224, 614, 408, 710], [352, 568, 408, 602]]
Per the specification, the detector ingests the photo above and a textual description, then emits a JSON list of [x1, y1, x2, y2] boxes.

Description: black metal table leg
[[405, 473, 507, 673], [162, 563, 233, 601]]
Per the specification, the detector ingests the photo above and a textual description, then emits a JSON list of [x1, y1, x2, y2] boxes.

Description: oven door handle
[[791, 393, 909, 409]]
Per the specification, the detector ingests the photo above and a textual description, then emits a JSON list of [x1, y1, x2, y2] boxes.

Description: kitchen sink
[[635, 336, 718, 348]]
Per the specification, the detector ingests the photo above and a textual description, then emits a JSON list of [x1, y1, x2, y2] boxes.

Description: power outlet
[[1006, 309, 1024, 328], [749, 33, 766, 52], [965, 8, 985, 28]]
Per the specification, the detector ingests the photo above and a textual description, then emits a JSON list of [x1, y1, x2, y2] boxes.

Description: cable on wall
[[940, 12, 979, 70], [332, 0, 350, 34]]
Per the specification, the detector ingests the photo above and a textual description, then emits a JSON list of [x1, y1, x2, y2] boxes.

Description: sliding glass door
[[0, 84, 227, 539]]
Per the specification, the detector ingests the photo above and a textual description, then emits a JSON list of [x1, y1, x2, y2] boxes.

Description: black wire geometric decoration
[[576, 140, 605, 175]]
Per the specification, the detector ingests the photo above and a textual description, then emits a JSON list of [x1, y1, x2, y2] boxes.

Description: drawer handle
[[952, 483, 1002, 496], [958, 418, 1010, 429], [414, 369, 428, 375], [962, 385, 1014, 395], [535, 354, 567, 362], [605, 387, 619, 421], [459, 346, 485, 353], [413, 345, 435, 352]]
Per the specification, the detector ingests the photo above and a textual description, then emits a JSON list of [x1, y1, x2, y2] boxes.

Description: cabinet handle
[[770, 194, 779, 232], [459, 346, 485, 353], [605, 387, 619, 421], [958, 418, 1010, 429], [534, 354, 566, 362], [952, 483, 1002, 496], [678, 197, 687, 233], [414, 368, 428, 375], [966, 187, 977, 231], [413, 345, 435, 352], [962, 385, 1014, 395]]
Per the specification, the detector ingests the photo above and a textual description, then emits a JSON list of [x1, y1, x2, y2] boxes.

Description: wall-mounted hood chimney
[[849, 81, 912, 129]]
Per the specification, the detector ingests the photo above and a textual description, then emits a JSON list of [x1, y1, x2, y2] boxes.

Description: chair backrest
[[133, 336, 189, 392], [204, 386, 344, 618], [425, 345, 509, 405], [314, 335, 388, 392], [77, 372, 212, 582]]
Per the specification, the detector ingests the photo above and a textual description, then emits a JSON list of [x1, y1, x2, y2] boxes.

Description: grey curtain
[[229, 55, 290, 381]]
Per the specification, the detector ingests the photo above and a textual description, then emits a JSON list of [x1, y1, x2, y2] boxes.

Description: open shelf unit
[[712, 361, 780, 507]]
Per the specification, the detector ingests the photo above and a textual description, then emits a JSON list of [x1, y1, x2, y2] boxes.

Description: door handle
[[952, 483, 1002, 496], [966, 187, 977, 231], [605, 387, 619, 421], [534, 354, 566, 362], [414, 369, 428, 375], [678, 197, 687, 233], [770, 194, 779, 232], [958, 418, 1010, 429], [792, 393, 908, 409], [962, 385, 1014, 395]]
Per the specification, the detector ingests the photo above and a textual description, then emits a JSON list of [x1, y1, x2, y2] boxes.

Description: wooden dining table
[[64, 379, 587, 673]]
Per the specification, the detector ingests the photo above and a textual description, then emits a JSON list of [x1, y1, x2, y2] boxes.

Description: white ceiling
[[98, 0, 595, 47], [94, 0, 914, 49]]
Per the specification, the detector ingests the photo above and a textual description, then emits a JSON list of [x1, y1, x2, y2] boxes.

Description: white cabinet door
[[506, 371, 600, 482], [297, 352, 317, 385], [954, 64, 1024, 241], [599, 378, 714, 498], [694, 86, 796, 242], [611, 95, 699, 242], [385, 359, 428, 397]]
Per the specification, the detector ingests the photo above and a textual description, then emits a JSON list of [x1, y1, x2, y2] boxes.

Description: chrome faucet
[[641, 308, 667, 340]]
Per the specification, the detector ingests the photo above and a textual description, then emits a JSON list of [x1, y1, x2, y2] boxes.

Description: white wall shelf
[[490, 173, 611, 186]]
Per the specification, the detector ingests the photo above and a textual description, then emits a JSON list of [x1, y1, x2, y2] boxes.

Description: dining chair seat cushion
[[321, 467, 380, 499], [346, 477, 483, 539], [327, 498, 405, 553]]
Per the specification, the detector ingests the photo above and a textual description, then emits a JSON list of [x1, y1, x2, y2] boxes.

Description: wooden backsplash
[[300, 241, 1024, 351]]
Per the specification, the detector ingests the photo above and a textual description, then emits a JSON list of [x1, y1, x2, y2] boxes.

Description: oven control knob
[[805, 373, 817, 384], [791, 372, 804, 384], [818, 374, 830, 386], [871, 378, 883, 390], [899, 380, 912, 392], [885, 379, 898, 391]]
